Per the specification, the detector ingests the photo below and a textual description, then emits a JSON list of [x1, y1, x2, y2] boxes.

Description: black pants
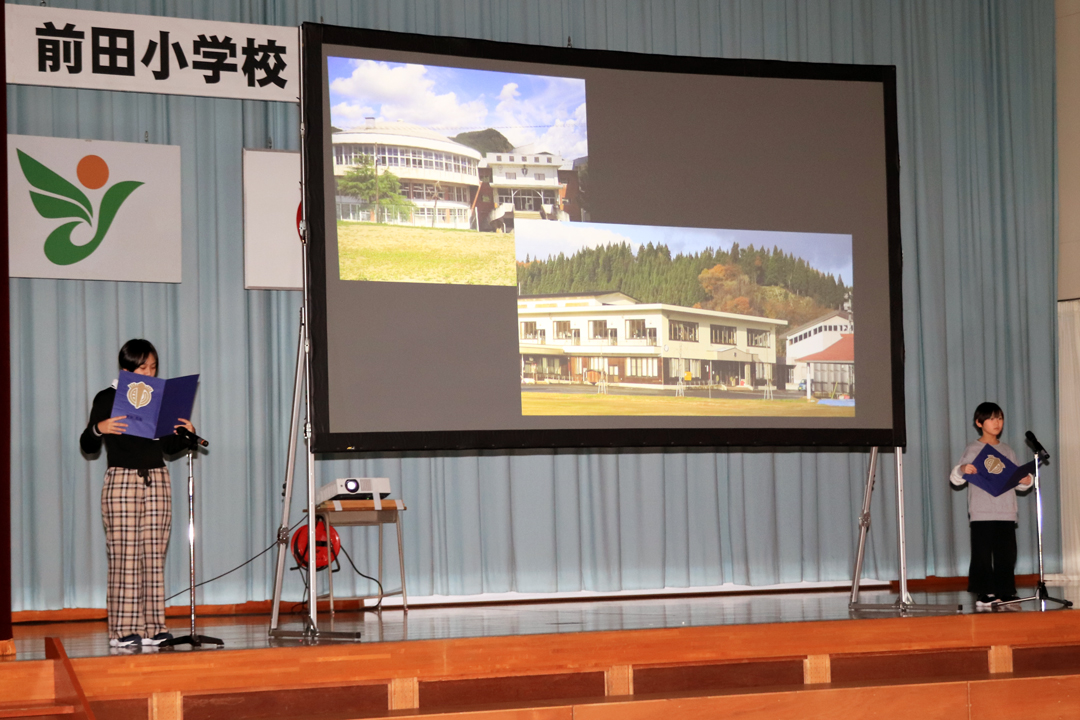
[[967, 521, 1018, 597]]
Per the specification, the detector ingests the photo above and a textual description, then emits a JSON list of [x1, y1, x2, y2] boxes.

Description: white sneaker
[[109, 633, 141, 647], [142, 632, 174, 646]]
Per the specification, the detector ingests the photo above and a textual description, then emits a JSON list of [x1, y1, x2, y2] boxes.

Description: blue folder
[[962, 443, 1036, 497], [110, 370, 199, 440]]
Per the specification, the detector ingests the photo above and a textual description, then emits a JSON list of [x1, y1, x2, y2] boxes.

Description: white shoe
[[109, 634, 141, 647]]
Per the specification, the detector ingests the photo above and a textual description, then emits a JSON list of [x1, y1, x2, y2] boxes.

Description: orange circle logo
[[76, 155, 109, 189]]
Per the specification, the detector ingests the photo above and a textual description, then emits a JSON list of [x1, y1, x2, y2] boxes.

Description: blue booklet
[[962, 443, 1036, 497], [110, 370, 199, 440]]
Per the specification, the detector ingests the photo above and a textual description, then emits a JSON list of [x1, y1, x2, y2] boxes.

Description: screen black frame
[[300, 22, 906, 453]]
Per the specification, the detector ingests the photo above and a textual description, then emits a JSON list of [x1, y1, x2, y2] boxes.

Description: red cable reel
[[290, 518, 341, 571]]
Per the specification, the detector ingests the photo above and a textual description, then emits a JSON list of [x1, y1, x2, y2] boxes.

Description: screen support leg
[[269, 308, 307, 635], [850, 447, 960, 614], [267, 307, 362, 642], [848, 447, 878, 606], [994, 454, 1071, 610]]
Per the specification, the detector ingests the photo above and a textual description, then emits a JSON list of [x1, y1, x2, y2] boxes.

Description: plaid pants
[[101, 467, 172, 640]]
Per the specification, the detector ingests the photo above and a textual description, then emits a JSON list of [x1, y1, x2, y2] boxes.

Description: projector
[[317, 477, 391, 505]]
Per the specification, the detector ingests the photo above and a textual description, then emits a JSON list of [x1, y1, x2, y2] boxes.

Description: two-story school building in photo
[[479, 145, 580, 230], [331, 119, 580, 230], [518, 292, 788, 389]]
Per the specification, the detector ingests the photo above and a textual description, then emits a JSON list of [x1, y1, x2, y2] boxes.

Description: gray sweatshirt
[[950, 442, 1032, 520], [949, 440, 1030, 522]]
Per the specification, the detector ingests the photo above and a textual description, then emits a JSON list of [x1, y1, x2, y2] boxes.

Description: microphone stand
[[995, 446, 1072, 610], [162, 433, 224, 648]]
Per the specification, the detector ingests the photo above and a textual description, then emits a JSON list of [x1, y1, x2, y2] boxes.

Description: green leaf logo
[[17, 150, 143, 266]]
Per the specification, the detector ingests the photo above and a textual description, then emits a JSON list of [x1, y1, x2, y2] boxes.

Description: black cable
[[166, 516, 388, 614], [338, 544, 384, 611], [165, 517, 306, 602], [292, 541, 383, 611]]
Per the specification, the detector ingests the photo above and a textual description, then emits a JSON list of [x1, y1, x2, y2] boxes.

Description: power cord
[[165, 517, 305, 602], [168, 517, 387, 612], [339, 544, 385, 610]]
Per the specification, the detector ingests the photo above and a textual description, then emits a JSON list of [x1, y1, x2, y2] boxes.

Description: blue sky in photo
[[327, 57, 588, 159], [516, 220, 853, 285]]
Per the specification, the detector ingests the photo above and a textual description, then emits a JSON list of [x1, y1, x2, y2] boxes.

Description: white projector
[[316, 477, 392, 504]]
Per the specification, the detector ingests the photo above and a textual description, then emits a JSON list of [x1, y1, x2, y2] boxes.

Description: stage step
[[0, 702, 76, 719], [384, 673, 1080, 720], [4, 614, 1080, 719]]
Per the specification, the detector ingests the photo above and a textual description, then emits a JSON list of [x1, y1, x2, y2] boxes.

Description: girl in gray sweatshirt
[[949, 402, 1032, 608]]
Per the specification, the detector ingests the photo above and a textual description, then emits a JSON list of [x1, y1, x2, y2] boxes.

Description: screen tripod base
[[849, 448, 962, 616], [850, 595, 961, 615]]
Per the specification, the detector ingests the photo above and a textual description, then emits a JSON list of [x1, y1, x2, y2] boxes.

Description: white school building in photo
[[332, 119, 483, 228], [331, 119, 577, 230], [782, 309, 855, 396], [518, 291, 787, 388]]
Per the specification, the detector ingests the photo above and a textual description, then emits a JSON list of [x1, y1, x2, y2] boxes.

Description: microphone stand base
[[994, 582, 1073, 610], [161, 634, 225, 649]]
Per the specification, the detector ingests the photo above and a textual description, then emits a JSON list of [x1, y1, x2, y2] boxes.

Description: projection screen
[[300, 23, 905, 452]]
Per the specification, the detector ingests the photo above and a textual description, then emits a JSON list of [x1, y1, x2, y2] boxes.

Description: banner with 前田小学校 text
[[7, 134, 182, 283], [4, 4, 298, 102]]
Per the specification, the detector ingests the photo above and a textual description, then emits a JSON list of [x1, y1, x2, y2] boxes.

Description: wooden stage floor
[[5, 584, 1080, 720], [7, 585, 987, 660]]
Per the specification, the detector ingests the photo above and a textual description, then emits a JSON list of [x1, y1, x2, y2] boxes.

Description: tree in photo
[[336, 155, 414, 222], [696, 260, 838, 328], [517, 241, 849, 325]]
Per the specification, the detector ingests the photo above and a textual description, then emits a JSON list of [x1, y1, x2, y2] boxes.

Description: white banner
[[5, 4, 298, 103], [8, 135, 182, 282], [243, 149, 302, 290]]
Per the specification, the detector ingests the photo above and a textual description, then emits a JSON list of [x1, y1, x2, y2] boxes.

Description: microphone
[[176, 427, 209, 448], [1025, 431, 1049, 464]]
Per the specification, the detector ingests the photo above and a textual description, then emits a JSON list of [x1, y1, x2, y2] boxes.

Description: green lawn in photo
[[521, 392, 856, 417], [338, 222, 516, 285]]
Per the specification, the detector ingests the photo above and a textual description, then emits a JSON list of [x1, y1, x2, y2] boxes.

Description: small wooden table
[[315, 499, 407, 613]]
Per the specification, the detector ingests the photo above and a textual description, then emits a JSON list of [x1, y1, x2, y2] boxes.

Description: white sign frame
[[243, 149, 303, 290]]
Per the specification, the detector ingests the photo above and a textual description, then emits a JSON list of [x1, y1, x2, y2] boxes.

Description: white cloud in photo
[[516, 219, 638, 262], [327, 58, 588, 160], [488, 78, 587, 158], [330, 101, 377, 128], [533, 106, 588, 160], [330, 61, 488, 130]]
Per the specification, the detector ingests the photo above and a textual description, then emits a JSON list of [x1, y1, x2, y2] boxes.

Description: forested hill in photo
[[517, 242, 850, 327]]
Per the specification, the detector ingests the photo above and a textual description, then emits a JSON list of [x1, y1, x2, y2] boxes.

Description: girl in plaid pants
[[80, 339, 195, 648]]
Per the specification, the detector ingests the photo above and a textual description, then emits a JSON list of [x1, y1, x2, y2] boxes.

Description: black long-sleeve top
[[79, 387, 191, 468]]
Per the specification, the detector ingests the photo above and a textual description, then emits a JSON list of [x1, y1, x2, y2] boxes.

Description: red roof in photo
[[800, 334, 854, 362]]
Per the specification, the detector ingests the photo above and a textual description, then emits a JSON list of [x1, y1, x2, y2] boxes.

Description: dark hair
[[118, 339, 158, 372], [973, 401, 1004, 436]]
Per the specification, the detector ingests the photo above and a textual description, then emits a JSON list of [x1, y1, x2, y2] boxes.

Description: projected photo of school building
[[515, 221, 856, 416], [327, 56, 587, 285]]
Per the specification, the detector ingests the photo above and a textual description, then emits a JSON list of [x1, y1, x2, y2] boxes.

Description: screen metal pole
[[268, 309, 307, 632], [849, 447, 878, 606]]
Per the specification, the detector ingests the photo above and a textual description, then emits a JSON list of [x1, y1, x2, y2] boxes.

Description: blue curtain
[[8, 0, 1057, 611]]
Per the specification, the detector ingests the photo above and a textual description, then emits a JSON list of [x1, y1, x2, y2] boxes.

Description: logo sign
[[127, 381, 154, 409], [8, 135, 182, 282], [984, 455, 1006, 475], [5, 4, 298, 103]]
